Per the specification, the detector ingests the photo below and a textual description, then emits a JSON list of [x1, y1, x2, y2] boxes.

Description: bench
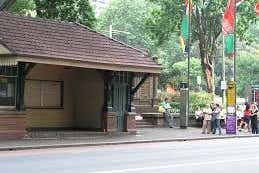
[[141, 112, 163, 125]]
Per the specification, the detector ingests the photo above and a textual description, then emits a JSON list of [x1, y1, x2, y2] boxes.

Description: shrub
[[190, 92, 214, 112], [158, 91, 214, 113]]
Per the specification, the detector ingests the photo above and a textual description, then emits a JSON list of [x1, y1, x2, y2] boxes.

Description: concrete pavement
[[1, 137, 259, 173], [0, 127, 258, 151]]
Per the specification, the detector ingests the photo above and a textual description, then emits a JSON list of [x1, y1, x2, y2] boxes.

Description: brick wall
[[0, 113, 26, 139], [134, 76, 159, 114]]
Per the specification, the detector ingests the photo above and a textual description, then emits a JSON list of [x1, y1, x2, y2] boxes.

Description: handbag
[[158, 106, 166, 113]]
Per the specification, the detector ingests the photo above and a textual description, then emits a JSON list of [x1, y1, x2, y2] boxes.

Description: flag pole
[[234, 0, 236, 82], [222, 34, 226, 107], [187, 0, 191, 117], [234, 0, 237, 134]]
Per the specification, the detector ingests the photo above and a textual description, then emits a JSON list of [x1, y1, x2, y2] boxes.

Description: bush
[[158, 91, 214, 113], [170, 102, 180, 113], [190, 92, 214, 112]]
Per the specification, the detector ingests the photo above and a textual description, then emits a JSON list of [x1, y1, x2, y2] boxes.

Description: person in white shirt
[[202, 104, 212, 134]]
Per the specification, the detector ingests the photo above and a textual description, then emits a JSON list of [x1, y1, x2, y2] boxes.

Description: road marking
[[89, 156, 259, 173]]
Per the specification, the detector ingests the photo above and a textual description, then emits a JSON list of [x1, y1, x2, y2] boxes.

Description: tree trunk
[[200, 49, 215, 94]]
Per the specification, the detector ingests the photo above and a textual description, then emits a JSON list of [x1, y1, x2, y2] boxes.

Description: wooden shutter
[[25, 80, 41, 107], [42, 81, 61, 107]]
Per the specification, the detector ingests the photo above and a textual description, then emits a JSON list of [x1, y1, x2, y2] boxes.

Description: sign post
[[226, 81, 236, 134]]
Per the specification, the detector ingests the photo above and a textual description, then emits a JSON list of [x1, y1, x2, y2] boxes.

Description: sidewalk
[[0, 127, 258, 151]]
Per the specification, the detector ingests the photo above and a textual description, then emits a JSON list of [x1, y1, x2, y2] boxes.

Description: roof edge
[[16, 55, 161, 74], [0, 39, 12, 55]]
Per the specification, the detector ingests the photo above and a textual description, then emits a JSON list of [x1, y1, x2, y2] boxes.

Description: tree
[[9, 0, 35, 16], [34, 0, 96, 27], [96, 0, 154, 50], [236, 50, 259, 98], [147, 0, 257, 93], [9, 0, 96, 28], [167, 58, 206, 90]]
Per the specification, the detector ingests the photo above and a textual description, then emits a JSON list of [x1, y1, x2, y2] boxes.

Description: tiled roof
[[0, 12, 161, 72]]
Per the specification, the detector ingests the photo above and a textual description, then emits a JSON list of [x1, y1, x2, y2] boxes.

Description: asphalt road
[[1, 138, 259, 173]]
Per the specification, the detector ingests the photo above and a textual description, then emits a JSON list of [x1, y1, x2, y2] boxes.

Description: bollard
[[180, 82, 188, 129]]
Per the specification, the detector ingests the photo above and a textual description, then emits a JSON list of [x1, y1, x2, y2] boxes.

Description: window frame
[[25, 79, 64, 109], [0, 74, 17, 109]]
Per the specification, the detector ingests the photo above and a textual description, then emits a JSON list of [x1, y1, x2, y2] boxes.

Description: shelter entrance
[[110, 72, 132, 132], [113, 83, 127, 132]]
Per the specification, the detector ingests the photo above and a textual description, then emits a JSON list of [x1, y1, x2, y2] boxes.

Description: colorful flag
[[222, 0, 244, 34], [224, 34, 235, 57], [185, 0, 193, 15], [256, 2, 259, 16], [180, 0, 192, 53], [180, 34, 186, 52], [222, 0, 244, 57]]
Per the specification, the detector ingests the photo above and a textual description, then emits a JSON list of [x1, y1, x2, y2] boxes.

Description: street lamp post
[[108, 24, 131, 38]]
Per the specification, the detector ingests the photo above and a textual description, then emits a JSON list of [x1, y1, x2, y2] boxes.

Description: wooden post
[[16, 62, 26, 111]]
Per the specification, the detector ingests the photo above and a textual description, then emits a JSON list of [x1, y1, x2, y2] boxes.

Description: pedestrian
[[211, 104, 216, 134], [161, 98, 172, 128], [212, 104, 222, 135], [243, 103, 251, 132], [237, 105, 245, 131], [250, 103, 258, 134], [202, 104, 212, 134], [195, 107, 204, 127]]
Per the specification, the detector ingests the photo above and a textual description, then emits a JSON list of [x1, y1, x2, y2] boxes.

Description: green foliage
[[96, 0, 154, 50], [158, 91, 213, 113], [190, 91, 214, 112], [8, 0, 96, 28], [34, 0, 96, 27], [161, 58, 206, 90], [147, 0, 257, 93], [9, 0, 35, 16], [237, 50, 259, 97], [148, 0, 257, 46]]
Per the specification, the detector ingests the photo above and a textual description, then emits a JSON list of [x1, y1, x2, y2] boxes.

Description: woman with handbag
[[160, 98, 173, 128]]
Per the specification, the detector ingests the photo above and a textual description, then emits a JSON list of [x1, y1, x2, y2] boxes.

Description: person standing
[[243, 103, 252, 132], [250, 103, 258, 134], [211, 104, 216, 134], [195, 107, 204, 127], [202, 105, 212, 134], [212, 104, 222, 135]]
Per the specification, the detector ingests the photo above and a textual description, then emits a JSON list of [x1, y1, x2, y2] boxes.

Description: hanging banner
[[256, 2, 259, 16]]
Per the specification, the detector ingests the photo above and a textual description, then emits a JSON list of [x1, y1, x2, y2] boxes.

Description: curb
[[0, 134, 259, 151]]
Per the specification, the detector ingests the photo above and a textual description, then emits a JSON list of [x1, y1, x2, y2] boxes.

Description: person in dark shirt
[[250, 103, 258, 134]]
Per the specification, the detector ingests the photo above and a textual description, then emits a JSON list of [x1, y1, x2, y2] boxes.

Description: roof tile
[[0, 12, 161, 71]]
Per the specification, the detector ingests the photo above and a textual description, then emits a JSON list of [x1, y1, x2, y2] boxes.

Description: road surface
[[1, 138, 259, 173]]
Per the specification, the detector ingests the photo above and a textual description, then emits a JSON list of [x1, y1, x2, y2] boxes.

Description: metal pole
[[187, 0, 191, 117], [234, 0, 236, 86], [234, 0, 237, 133], [222, 34, 226, 106], [109, 24, 113, 38]]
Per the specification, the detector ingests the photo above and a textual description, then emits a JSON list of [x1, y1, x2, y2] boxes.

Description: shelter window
[[25, 80, 63, 108], [0, 77, 16, 107], [0, 66, 17, 108]]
